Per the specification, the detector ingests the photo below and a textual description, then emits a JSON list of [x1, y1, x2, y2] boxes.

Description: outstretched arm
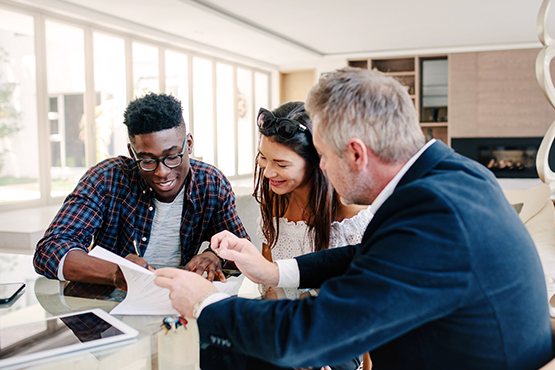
[[155, 268, 218, 317], [211, 230, 280, 287], [154, 230, 280, 318]]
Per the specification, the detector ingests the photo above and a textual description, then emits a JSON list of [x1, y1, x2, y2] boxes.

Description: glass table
[[0, 252, 260, 370]]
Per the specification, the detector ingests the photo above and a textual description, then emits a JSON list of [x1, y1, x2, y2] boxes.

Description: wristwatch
[[203, 247, 226, 265]]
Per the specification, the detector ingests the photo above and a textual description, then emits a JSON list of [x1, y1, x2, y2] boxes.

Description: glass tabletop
[[0, 253, 205, 369], [0, 252, 268, 370]]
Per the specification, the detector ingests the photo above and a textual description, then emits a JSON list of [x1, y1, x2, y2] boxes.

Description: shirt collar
[[370, 139, 436, 215]]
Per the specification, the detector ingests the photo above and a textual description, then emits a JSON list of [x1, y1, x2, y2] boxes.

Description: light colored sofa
[[234, 192, 261, 251], [503, 183, 555, 315]]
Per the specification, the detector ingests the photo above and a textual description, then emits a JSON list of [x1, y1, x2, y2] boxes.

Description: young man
[[155, 68, 553, 370], [34, 93, 248, 289]]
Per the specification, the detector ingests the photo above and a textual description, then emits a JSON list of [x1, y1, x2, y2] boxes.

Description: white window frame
[[0, 1, 272, 213]]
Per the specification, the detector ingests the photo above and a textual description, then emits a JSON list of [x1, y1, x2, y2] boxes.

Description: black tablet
[[0, 309, 139, 369]]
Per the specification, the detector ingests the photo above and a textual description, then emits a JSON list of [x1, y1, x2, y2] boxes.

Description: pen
[[133, 239, 141, 257]]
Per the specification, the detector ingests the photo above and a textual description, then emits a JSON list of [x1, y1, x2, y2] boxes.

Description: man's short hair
[[306, 67, 425, 163], [123, 93, 185, 137]]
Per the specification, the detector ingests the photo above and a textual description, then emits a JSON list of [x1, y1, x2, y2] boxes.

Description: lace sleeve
[[329, 205, 373, 248]]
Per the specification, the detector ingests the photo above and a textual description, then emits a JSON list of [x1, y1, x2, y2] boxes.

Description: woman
[[254, 101, 372, 299]]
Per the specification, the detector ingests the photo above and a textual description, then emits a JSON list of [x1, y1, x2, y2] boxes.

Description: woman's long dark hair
[[253, 101, 340, 253]]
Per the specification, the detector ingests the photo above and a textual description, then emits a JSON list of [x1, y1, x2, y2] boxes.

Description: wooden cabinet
[[348, 56, 449, 145]]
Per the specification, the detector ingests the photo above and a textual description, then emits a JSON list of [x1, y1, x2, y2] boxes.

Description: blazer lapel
[[360, 140, 454, 246], [397, 140, 453, 188]]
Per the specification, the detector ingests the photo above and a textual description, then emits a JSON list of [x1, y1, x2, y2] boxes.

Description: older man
[[155, 68, 553, 370]]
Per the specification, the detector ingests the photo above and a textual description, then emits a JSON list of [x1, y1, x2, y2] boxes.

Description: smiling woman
[[254, 102, 372, 299]]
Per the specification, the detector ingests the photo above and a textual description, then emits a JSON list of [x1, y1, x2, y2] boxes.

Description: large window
[[0, 4, 271, 211], [93, 32, 127, 160], [45, 21, 86, 197], [165, 50, 189, 126], [216, 63, 234, 175], [192, 57, 214, 165], [133, 42, 159, 96], [0, 9, 39, 203]]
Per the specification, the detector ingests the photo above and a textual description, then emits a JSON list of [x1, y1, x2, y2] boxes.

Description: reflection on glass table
[[0, 252, 265, 370]]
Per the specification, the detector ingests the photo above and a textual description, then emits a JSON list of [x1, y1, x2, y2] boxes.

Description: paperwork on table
[[89, 246, 236, 315]]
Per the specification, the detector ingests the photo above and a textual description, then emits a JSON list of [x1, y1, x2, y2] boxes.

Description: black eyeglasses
[[130, 137, 187, 171], [257, 108, 309, 140]]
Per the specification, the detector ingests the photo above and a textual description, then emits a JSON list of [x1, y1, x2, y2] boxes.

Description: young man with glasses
[[34, 93, 248, 290]]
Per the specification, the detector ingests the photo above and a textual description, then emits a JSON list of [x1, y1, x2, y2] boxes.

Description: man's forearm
[[63, 249, 120, 286]]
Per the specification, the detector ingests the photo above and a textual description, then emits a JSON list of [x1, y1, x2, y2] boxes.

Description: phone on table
[[0, 282, 26, 304]]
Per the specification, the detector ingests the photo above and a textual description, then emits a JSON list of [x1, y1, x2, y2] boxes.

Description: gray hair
[[305, 67, 425, 163]]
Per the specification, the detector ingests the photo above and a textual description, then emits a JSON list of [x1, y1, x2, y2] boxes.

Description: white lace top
[[256, 206, 373, 298]]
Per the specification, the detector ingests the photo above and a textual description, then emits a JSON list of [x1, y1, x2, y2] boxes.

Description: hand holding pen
[[124, 239, 152, 270]]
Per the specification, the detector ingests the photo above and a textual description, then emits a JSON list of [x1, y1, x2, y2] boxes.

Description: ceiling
[[11, 0, 552, 70]]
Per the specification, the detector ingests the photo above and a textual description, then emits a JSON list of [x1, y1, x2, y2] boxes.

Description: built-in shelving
[[348, 55, 449, 145]]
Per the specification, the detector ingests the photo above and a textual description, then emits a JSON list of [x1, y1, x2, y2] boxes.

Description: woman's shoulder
[[330, 205, 373, 247], [334, 203, 371, 222], [332, 204, 373, 230]]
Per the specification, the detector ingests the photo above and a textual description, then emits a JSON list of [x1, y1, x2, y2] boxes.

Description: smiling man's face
[[128, 127, 193, 203]]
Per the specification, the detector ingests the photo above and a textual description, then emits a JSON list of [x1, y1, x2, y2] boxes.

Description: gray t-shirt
[[143, 187, 184, 268]]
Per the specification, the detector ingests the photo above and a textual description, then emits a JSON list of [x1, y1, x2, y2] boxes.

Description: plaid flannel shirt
[[33, 156, 248, 279]]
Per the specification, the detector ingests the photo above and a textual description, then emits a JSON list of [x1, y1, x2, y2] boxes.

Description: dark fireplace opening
[[451, 138, 544, 178]]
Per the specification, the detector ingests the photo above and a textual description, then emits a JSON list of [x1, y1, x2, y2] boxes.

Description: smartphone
[[0, 282, 26, 304]]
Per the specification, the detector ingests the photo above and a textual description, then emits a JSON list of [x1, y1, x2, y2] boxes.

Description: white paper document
[[89, 246, 236, 315]]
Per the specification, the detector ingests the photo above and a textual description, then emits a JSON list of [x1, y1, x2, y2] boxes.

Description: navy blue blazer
[[198, 141, 553, 370]]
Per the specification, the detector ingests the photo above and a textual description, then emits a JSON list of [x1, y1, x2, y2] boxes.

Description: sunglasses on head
[[257, 108, 309, 140]]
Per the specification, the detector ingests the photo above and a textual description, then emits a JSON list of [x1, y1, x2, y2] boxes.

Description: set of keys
[[151, 315, 188, 335]]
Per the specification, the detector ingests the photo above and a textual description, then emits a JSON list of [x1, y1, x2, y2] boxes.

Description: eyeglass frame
[[129, 136, 188, 172], [257, 108, 310, 140]]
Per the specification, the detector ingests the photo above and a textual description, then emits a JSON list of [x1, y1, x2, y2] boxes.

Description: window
[[192, 57, 214, 165], [0, 9, 39, 203], [165, 50, 189, 127], [237, 68, 254, 175], [45, 21, 86, 197], [216, 63, 234, 175], [0, 4, 272, 211], [93, 32, 127, 160], [133, 42, 159, 97]]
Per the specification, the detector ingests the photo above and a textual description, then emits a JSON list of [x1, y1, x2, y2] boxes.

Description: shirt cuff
[[194, 292, 230, 319], [58, 248, 90, 281], [276, 259, 300, 288], [57, 248, 81, 281]]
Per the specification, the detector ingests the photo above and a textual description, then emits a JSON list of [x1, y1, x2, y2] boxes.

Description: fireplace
[[451, 138, 546, 178]]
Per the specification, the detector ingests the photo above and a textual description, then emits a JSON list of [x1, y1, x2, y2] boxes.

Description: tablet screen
[[0, 309, 138, 368]]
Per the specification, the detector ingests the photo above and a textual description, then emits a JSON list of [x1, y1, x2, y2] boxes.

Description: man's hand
[[63, 250, 153, 291], [154, 268, 217, 317], [211, 231, 279, 286], [111, 266, 127, 291], [112, 254, 152, 291], [183, 250, 225, 282], [125, 253, 150, 269]]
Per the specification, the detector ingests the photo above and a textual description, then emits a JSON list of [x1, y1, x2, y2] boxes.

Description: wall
[[279, 69, 316, 104], [448, 48, 554, 138]]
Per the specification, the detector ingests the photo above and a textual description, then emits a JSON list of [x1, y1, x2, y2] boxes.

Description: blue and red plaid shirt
[[34, 157, 248, 279]]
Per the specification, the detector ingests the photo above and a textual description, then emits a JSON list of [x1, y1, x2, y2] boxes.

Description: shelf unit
[[348, 56, 449, 145]]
